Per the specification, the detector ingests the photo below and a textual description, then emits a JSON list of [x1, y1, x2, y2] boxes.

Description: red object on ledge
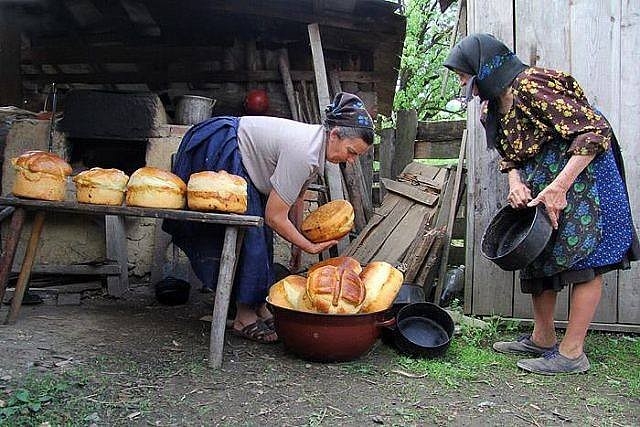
[[244, 89, 269, 115]]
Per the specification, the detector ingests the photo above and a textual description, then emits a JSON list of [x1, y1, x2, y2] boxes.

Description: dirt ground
[[0, 283, 638, 426]]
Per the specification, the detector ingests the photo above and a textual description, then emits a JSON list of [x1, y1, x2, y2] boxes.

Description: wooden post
[[5, 211, 45, 325], [105, 215, 129, 297], [0, 208, 25, 304], [379, 128, 395, 180], [308, 22, 348, 253], [278, 48, 300, 121], [209, 226, 240, 369], [434, 130, 467, 305], [393, 110, 418, 180]]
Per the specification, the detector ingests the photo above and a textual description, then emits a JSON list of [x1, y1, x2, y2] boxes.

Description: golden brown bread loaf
[[11, 150, 72, 201], [125, 166, 186, 209], [306, 265, 366, 314], [268, 275, 313, 311], [359, 261, 404, 313], [267, 259, 402, 315], [73, 167, 129, 205], [306, 256, 362, 276], [187, 170, 247, 213], [301, 200, 354, 243]]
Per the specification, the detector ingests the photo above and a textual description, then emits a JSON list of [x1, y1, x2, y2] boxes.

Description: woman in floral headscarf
[[163, 92, 374, 343], [444, 33, 639, 374]]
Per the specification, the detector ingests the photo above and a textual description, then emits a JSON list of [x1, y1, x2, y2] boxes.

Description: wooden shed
[[0, 0, 404, 117], [0, 0, 406, 290], [464, 0, 640, 332]]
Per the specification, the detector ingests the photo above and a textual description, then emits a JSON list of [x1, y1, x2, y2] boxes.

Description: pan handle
[[376, 317, 396, 329]]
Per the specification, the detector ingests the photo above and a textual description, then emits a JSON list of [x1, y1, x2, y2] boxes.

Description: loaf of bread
[[301, 200, 354, 243], [306, 265, 366, 314], [73, 167, 129, 205], [307, 256, 362, 276], [267, 259, 403, 315], [359, 261, 404, 313], [125, 166, 186, 209], [268, 275, 313, 311], [187, 170, 247, 213], [11, 150, 72, 201]]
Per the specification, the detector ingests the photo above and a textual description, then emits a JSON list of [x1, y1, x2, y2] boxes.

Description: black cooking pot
[[155, 277, 191, 306], [481, 204, 553, 271], [390, 302, 454, 358]]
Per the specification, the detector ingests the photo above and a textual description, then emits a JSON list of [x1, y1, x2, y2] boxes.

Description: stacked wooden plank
[[344, 162, 450, 291]]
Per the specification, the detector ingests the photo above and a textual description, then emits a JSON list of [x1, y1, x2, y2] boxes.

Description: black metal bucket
[[481, 204, 553, 271]]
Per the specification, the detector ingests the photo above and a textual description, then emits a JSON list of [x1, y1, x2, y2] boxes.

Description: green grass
[[0, 355, 164, 426], [0, 370, 100, 426], [584, 333, 640, 397], [385, 313, 640, 397]]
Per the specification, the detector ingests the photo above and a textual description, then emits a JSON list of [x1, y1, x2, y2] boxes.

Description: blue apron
[[162, 117, 274, 305], [520, 139, 633, 279]]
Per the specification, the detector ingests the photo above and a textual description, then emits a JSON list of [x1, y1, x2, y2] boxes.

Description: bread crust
[[126, 167, 186, 209], [73, 168, 129, 205], [359, 261, 404, 313], [301, 200, 354, 243], [268, 275, 312, 311], [307, 265, 365, 314], [307, 256, 362, 276], [11, 151, 72, 201], [267, 260, 402, 315], [187, 170, 247, 213]]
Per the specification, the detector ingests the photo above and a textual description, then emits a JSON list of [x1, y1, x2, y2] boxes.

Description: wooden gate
[[464, 0, 640, 331]]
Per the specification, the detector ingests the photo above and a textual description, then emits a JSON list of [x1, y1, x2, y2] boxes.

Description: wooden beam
[[416, 120, 466, 142], [21, 68, 382, 85], [380, 178, 439, 207], [308, 22, 347, 253], [11, 264, 121, 276], [24, 45, 225, 63], [393, 109, 418, 180], [105, 215, 129, 297], [434, 131, 467, 305], [414, 139, 463, 160], [186, 0, 405, 35]]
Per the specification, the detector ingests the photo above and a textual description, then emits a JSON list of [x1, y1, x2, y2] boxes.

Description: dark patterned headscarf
[[444, 33, 527, 102], [444, 33, 528, 148], [324, 92, 374, 130]]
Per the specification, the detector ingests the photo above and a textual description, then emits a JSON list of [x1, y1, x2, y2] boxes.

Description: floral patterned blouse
[[482, 67, 612, 172]]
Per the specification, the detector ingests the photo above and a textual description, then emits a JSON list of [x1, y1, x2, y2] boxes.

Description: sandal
[[262, 317, 275, 330], [231, 319, 278, 344]]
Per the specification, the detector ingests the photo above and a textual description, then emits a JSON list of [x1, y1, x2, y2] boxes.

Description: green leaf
[[15, 389, 30, 403]]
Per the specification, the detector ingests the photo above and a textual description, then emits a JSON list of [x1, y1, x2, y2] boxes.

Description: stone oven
[[1, 90, 188, 283]]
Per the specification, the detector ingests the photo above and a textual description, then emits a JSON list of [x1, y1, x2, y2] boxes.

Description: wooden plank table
[[0, 196, 263, 369]]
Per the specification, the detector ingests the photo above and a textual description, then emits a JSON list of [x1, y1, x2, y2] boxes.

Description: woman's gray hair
[[327, 125, 375, 145]]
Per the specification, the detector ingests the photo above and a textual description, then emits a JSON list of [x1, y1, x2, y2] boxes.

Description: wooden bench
[[0, 196, 263, 369]]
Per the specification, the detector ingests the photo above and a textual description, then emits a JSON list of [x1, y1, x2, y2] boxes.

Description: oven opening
[[69, 138, 147, 176]]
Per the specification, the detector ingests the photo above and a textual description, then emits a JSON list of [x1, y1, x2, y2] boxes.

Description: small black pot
[[155, 277, 191, 306], [390, 302, 454, 358], [481, 204, 553, 271], [381, 284, 426, 345]]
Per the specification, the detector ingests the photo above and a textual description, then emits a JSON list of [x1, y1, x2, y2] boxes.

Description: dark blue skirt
[[162, 117, 274, 305]]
